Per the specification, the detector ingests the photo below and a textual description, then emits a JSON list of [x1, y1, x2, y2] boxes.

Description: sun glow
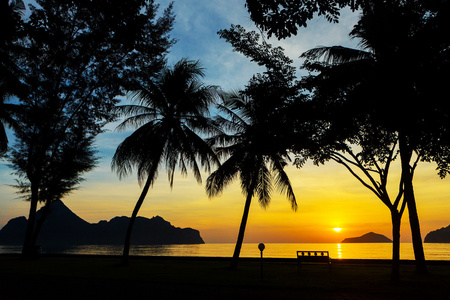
[[333, 228, 342, 232]]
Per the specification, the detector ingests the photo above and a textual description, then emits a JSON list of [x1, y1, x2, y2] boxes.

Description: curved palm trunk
[[122, 174, 153, 265], [230, 191, 253, 270]]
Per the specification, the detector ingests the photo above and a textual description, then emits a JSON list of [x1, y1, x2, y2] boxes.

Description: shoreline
[[2, 252, 450, 265]]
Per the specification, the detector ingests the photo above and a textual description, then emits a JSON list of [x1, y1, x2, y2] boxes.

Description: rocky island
[[0, 200, 204, 246], [424, 225, 450, 243], [341, 232, 392, 243]]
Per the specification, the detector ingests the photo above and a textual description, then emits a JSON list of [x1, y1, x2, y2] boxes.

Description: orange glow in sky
[[2, 158, 449, 244]]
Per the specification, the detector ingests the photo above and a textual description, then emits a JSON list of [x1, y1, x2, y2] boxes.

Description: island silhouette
[[341, 232, 392, 243], [424, 225, 450, 243], [0, 200, 204, 246]]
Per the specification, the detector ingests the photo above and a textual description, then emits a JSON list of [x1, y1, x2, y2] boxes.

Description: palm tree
[[112, 58, 220, 265], [206, 92, 297, 269]]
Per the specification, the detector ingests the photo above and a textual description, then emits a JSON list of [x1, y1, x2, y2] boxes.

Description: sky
[[1, 0, 450, 244]]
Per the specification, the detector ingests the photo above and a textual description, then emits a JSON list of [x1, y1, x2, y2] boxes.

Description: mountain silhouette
[[0, 200, 204, 246], [424, 225, 450, 243], [341, 232, 392, 243]]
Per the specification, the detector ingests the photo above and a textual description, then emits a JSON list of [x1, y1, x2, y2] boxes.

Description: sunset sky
[[1, 0, 450, 244]]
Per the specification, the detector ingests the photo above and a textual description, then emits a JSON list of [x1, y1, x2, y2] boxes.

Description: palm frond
[[183, 115, 222, 137], [173, 58, 206, 79], [271, 157, 298, 211], [127, 84, 168, 112], [111, 122, 166, 183], [114, 103, 160, 132], [256, 161, 272, 208], [181, 124, 221, 171], [112, 58, 219, 195], [113, 104, 158, 118], [115, 116, 161, 132], [301, 46, 374, 65], [213, 114, 247, 134], [206, 152, 243, 197]]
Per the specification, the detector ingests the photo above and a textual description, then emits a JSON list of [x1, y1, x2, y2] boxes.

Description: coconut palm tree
[[206, 92, 297, 269], [112, 58, 220, 264]]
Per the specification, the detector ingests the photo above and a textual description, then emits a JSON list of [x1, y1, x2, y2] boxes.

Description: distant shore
[[2, 242, 450, 260], [1, 255, 450, 299]]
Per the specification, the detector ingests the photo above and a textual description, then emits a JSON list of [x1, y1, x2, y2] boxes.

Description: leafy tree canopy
[[10, 0, 175, 202], [7, 0, 176, 257], [297, 0, 450, 178], [245, 0, 448, 39]]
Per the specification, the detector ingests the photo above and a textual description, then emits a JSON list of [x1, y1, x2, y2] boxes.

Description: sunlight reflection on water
[[1, 243, 450, 260]]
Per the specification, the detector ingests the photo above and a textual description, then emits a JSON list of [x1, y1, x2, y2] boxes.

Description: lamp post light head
[[258, 243, 265, 252]]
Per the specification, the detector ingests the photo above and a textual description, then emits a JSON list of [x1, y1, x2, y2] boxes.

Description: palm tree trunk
[[391, 210, 401, 282], [122, 174, 154, 265], [230, 190, 253, 270]]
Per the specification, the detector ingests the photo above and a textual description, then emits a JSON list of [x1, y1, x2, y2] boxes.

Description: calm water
[[2, 243, 450, 260]]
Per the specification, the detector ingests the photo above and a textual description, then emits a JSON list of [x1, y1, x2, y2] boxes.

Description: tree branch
[[330, 154, 383, 200]]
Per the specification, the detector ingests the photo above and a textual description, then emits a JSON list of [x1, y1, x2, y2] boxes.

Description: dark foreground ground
[[1, 255, 450, 300]]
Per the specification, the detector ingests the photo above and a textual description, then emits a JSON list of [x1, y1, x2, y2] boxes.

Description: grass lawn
[[1, 255, 449, 299]]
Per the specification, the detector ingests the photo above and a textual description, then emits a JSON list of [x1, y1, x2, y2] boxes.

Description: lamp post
[[258, 243, 265, 282]]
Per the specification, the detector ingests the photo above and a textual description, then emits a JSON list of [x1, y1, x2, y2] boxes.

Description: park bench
[[297, 251, 331, 272]]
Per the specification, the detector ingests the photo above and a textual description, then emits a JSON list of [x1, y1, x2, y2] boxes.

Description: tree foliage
[[7, 0, 175, 257], [245, 0, 449, 41], [298, 0, 450, 177], [245, 0, 362, 38], [209, 26, 298, 268], [290, 0, 450, 275], [112, 58, 220, 264], [243, 0, 449, 276], [12, 0, 175, 202]]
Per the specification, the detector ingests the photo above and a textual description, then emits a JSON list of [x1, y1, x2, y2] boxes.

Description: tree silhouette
[[206, 93, 297, 269], [291, 85, 406, 279], [246, 0, 450, 275], [8, 0, 175, 258], [10, 113, 99, 247], [245, 0, 363, 39], [295, 1, 450, 275], [209, 26, 298, 269], [112, 58, 220, 265]]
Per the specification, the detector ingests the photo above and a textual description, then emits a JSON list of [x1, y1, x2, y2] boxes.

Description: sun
[[333, 228, 342, 232]]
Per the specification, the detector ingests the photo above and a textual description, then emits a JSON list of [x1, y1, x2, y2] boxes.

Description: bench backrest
[[297, 251, 330, 262]]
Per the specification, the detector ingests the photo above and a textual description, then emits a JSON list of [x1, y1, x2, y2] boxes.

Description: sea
[[1, 243, 450, 260]]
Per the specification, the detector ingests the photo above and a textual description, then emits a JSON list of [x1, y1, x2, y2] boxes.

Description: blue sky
[[6, 1, 449, 244]]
